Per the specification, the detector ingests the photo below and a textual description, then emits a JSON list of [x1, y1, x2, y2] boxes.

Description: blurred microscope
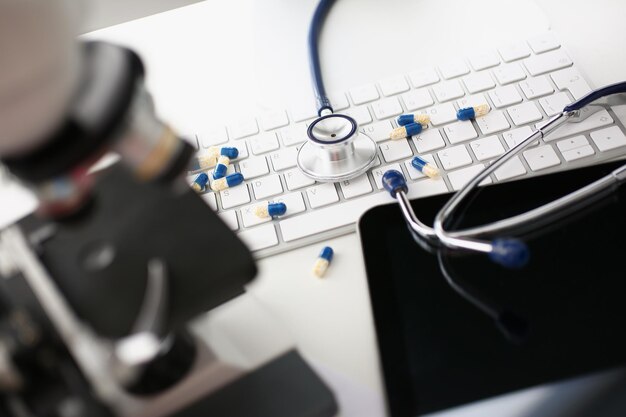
[[0, 1, 336, 416]]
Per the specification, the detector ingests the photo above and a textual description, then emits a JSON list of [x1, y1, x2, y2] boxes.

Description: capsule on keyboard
[[390, 122, 423, 140], [456, 104, 490, 121], [254, 202, 287, 219], [397, 113, 430, 127], [212, 156, 231, 179], [195, 147, 239, 170], [411, 156, 440, 179], [211, 172, 244, 192], [191, 173, 209, 192], [312, 246, 334, 278]]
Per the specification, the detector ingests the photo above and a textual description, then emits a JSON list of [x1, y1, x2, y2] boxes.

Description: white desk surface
[[4, 1, 626, 415]]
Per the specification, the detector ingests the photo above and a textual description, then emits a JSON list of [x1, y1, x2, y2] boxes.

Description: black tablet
[[358, 161, 626, 417]]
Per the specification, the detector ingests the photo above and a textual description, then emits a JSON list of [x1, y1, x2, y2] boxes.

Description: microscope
[[0, 1, 337, 415]]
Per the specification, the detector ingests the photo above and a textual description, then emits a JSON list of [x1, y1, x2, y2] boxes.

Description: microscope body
[[0, 1, 337, 416]]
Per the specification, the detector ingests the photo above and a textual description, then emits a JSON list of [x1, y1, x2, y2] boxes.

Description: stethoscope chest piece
[[297, 113, 377, 182]]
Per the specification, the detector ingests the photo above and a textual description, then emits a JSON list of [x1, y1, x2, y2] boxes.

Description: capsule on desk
[[456, 104, 490, 121], [254, 202, 287, 219], [211, 172, 244, 192], [390, 122, 423, 140], [212, 156, 231, 179], [397, 113, 430, 127], [411, 156, 440, 179], [191, 173, 210, 192], [312, 246, 334, 278]]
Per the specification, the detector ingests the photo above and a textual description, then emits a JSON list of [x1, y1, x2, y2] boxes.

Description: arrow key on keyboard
[[523, 144, 561, 171]]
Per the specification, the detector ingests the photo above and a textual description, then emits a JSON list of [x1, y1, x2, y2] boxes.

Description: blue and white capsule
[[196, 146, 239, 170], [411, 156, 440, 179], [254, 202, 287, 219], [390, 122, 423, 140], [212, 156, 231, 179], [211, 172, 244, 192], [456, 104, 490, 121], [191, 173, 209, 192], [312, 246, 334, 278], [397, 113, 430, 127]]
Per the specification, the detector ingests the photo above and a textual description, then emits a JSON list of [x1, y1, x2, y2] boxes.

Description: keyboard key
[[371, 97, 403, 120], [404, 154, 436, 180], [444, 121, 478, 144], [250, 132, 280, 155], [519, 76, 554, 99], [198, 126, 228, 147], [463, 72, 496, 93], [420, 103, 457, 126], [494, 156, 527, 181], [447, 164, 492, 190], [350, 84, 379, 105], [412, 128, 446, 153], [542, 109, 613, 142], [270, 147, 299, 171], [556, 135, 589, 152], [306, 183, 339, 208], [470, 135, 505, 161], [221, 184, 251, 209], [507, 101, 543, 126], [328, 91, 350, 110], [561, 145, 594, 162], [498, 41, 532, 62], [439, 59, 470, 79], [238, 224, 278, 251], [340, 174, 373, 199], [524, 49, 572, 76], [219, 210, 239, 231], [259, 109, 289, 131], [476, 110, 510, 135], [229, 118, 259, 139], [502, 126, 535, 149], [493, 63, 526, 85], [457, 94, 489, 110], [372, 163, 402, 189], [527, 32, 560, 54], [345, 105, 372, 125], [409, 67, 439, 87], [489, 85, 523, 108], [550, 68, 592, 100], [239, 156, 269, 179], [468, 51, 500, 71], [438, 145, 473, 170], [271, 192, 306, 216], [401, 89, 433, 111], [379, 75, 410, 96], [361, 120, 393, 142], [380, 140, 413, 162], [538, 92, 572, 116], [241, 203, 272, 228], [230, 141, 249, 161], [523, 145, 561, 171], [590, 126, 626, 152], [290, 100, 317, 122], [201, 192, 218, 210], [432, 80, 465, 102], [284, 168, 316, 190], [252, 174, 283, 199], [280, 123, 308, 147]]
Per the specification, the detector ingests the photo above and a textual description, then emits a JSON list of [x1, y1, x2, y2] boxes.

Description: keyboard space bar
[[279, 179, 448, 242]]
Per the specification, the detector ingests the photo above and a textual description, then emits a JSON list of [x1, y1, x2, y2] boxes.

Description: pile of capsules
[[388, 103, 491, 179], [190, 146, 288, 220]]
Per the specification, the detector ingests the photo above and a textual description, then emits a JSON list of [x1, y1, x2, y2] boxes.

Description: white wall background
[[81, 0, 202, 32]]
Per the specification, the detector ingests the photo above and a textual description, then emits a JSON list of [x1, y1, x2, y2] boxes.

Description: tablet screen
[[359, 161, 626, 417]]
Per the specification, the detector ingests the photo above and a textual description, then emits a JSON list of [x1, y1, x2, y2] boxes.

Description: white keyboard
[[188, 32, 626, 258]]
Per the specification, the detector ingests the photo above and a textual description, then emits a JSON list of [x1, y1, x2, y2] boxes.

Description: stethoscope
[[382, 83, 626, 268], [297, 0, 378, 182]]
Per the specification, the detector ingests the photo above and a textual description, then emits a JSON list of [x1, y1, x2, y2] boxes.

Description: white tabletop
[[3, 1, 626, 415]]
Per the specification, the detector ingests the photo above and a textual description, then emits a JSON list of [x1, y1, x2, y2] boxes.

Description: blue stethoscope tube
[[383, 82, 626, 268]]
